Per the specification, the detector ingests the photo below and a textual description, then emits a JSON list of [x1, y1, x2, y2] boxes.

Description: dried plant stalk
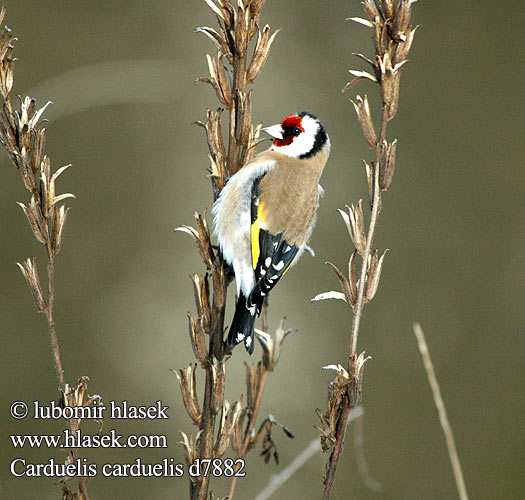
[[0, 9, 100, 499], [253, 406, 365, 500], [313, 2, 419, 498], [413, 323, 469, 500], [176, 2, 293, 499]]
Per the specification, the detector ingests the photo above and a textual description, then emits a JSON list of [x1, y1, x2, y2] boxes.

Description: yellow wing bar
[[251, 201, 265, 270]]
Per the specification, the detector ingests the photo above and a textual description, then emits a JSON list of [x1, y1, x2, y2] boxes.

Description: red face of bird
[[262, 111, 330, 159]]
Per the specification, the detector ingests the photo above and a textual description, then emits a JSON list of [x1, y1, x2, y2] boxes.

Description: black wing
[[249, 232, 299, 315]]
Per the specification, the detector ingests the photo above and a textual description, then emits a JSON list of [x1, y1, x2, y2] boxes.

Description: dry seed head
[[173, 365, 202, 426], [51, 205, 70, 255], [175, 212, 215, 270], [179, 430, 203, 474], [194, 109, 228, 191], [0, 106, 17, 157], [61, 376, 92, 431], [214, 400, 242, 457], [17, 199, 47, 244], [325, 261, 354, 307], [231, 405, 247, 457], [387, 72, 401, 120], [348, 250, 357, 306], [16, 257, 46, 312], [394, 26, 418, 64], [255, 318, 295, 371], [391, 0, 417, 42], [41, 163, 75, 218], [16, 153, 37, 192], [245, 121, 262, 163], [244, 361, 263, 412], [0, 39, 15, 99], [379, 139, 397, 190], [323, 363, 350, 382], [338, 200, 366, 255], [363, 159, 374, 206], [351, 95, 377, 148], [244, 362, 255, 411], [247, 25, 279, 83], [255, 329, 273, 369], [195, 26, 232, 60], [200, 53, 232, 108], [17, 98, 52, 148], [365, 249, 387, 302], [377, 52, 394, 106], [187, 312, 208, 363], [211, 358, 226, 413], [353, 351, 372, 388], [361, 0, 380, 19], [190, 273, 211, 332], [32, 128, 47, 177], [381, 0, 395, 19]]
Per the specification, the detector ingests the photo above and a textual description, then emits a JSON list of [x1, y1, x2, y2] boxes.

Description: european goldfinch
[[213, 111, 330, 353]]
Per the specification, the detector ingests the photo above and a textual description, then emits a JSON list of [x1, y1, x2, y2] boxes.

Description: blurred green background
[[1, 1, 523, 499]]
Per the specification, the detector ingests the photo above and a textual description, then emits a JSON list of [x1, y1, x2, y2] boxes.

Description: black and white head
[[262, 111, 330, 159]]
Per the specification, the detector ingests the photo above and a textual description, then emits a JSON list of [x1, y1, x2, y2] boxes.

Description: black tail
[[228, 294, 256, 354]]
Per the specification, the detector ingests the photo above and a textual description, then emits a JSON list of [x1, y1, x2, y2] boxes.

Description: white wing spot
[[265, 257, 272, 267], [284, 245, 292, 253], [260, 269, 266, 276], [236, 333, 245, 342], [245, 336, 252, 348], [273, 260, 285, 271]]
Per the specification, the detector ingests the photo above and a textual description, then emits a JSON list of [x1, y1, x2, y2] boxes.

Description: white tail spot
[[273, 260, 285, 271]]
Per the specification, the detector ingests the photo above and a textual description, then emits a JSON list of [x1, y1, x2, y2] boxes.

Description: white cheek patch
[[270, 114, 318, 158]]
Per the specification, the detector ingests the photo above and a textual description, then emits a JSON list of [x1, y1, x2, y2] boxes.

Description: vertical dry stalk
[[175, 2, 292, 499], [0, 8, 100, 500], [313, 2, 418, 498], [413, 323, 469, 500], [253, 406, 365, 500]]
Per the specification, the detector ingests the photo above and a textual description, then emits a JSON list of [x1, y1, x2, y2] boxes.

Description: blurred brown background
[[1, 1, 523, 499]]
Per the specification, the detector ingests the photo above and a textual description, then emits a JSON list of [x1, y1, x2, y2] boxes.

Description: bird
[[213, 111, 330, 354]]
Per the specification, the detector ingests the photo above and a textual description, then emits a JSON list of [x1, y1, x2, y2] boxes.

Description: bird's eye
[[293, 128, 301, 135]]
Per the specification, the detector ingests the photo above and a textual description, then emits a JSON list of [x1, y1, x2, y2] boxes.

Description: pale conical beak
[[262, 123, 283, 140]]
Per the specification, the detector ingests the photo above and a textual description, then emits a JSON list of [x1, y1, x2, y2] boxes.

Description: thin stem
[[227, 43, 248, 175], [196, 367, 218, 500], [413, 323, 469, 500], [47, 242, 90, 497], [244, 370, 269, 454], [352, 410, 381, 491], [254, 407, 364, 500], [79, 478, 91, 500], [196, 280, 227, 500], [349, 104, 389, 359], [321, 402, 351, 500], [228, 368, 269, 500], [323, 105, 389, 500], [45, 246, 65, 390]]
